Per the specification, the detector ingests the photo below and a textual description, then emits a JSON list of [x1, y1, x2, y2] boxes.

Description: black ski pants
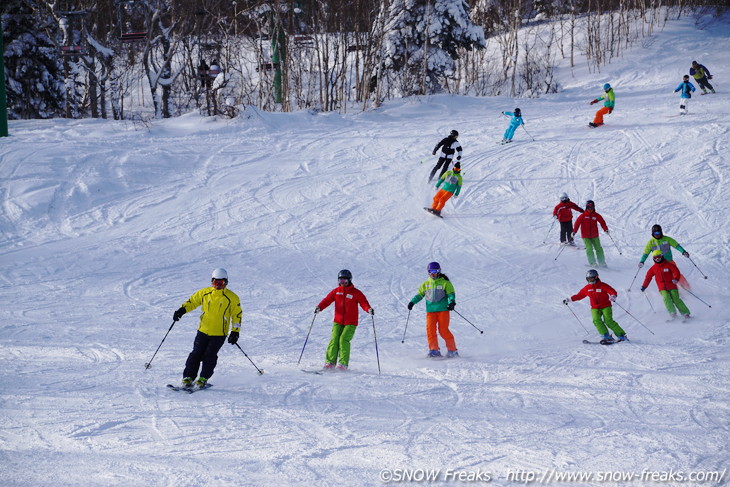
[[696, 76, 714, 92], [183, 331, 226, 380], [559, 221, 575, 243], [429, 157, 451, 182]]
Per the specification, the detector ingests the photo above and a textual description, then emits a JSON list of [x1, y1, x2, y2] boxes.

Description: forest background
[[1, 0, 726, 121]]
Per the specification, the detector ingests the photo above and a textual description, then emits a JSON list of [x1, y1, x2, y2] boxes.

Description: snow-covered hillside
[[1, 14, 728, 487]]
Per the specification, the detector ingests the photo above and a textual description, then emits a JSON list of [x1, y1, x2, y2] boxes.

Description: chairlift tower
[[0, 18, 8, 136]]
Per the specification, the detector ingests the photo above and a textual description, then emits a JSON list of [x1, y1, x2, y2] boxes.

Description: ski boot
[[336, 364, 348, 371], [599, 334, 615, 345], [323, 362, 335, 370], [446, 350, 460, 358], [194, 377, 208, 390], [428, 350, 442, 358], [616, 334, 629, 342], [181, 377, 194, 388]]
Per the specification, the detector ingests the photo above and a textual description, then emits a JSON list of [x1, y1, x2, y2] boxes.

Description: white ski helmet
[[211, 268, 228, 280], [559, 192, 569, 202]]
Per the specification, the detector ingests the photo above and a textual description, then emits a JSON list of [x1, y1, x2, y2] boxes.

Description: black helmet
[[651, 224, 663, 239], [586, 269, 599, 283], [338, 269, 352, 281], [586, 200, 595, 209], [514, 108, 521, 116], [450, 130, 459, 138]]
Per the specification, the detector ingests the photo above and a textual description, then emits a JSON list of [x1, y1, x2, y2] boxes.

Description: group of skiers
[[556, 193, 695, 344], [170, 260, 463, 387], [166, 60, 715, 388]]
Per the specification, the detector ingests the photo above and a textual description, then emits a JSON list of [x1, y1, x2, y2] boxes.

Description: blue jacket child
[[674, 75, 696, 114], [501, 108, 523, 144]]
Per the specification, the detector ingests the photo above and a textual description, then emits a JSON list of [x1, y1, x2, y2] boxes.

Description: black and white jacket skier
[[429, 130, 463, 182]]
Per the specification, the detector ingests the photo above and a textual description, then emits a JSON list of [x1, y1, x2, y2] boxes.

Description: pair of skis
[[166, 383, 213, 394], [582, 339, 626, 346]]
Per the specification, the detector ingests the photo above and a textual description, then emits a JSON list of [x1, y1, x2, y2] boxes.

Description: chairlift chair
[[58, 12, 88, 56], [117, 0, 148, 42]]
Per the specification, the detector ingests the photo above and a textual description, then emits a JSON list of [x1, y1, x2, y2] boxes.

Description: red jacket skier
[[553, 193, 583, 245], [564, 269, 627, 344], [570, 279, 617, 309], [641, 257, 681, 292], [315, 269, 373, 371], [572, 208, 608, 239]]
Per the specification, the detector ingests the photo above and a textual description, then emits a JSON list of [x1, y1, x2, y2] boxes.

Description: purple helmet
[[427, 261, 441, 274]]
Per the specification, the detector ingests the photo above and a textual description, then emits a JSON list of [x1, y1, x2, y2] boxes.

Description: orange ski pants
[[426, 311, 457, 352], [432, 190, 454, 211], [593, 106, 610, 125]]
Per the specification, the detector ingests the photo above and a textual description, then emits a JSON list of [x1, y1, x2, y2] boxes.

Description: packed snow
[[1, 14, 728, 487]]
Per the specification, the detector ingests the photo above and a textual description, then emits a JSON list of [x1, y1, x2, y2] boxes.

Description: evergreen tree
[[380, 0, 485, 95], [2, 0, 64, 119]]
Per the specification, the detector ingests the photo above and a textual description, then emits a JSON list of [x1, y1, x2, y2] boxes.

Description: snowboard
[[423, 207, 443, 218]]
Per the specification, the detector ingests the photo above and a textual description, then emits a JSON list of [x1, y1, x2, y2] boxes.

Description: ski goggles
[[652, 231, 662, 236], [338, 278, 350, 284], [212, 278, 227, 286]]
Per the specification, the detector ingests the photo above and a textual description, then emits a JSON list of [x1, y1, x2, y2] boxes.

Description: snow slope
[[1, 14, 729, 487]]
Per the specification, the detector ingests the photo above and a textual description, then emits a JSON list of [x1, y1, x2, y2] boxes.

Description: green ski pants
[[326, 323, 357, 366], [591, 307, 625, 336], [582, 237, 605, 266], [660, 289, 690, 316]]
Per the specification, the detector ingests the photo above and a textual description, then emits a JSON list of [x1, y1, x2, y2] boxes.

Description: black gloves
[[608, 107, 613, 114], [228, 331, 239, 345], [640, 286, 646, 292], [563, 298, 569, 305], [173, 307, 186, 322], [682, 251, 690, 257], [407, 302, 414, 310], [314, 306, 320, 314], [447, 302, 456, 311], [432, 150, 437, 155], [456, 155, 461, 161], [368, 308, 375, 315]]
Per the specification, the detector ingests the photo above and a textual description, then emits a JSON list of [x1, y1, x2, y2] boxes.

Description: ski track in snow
[[1, 15, 729, 487]]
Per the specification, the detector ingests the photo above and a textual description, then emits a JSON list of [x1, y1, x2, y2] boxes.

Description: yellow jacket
[[181, 287, 242, 336]]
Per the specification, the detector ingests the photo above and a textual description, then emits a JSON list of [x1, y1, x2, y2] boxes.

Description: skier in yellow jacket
[[172, 268, 242, 389]]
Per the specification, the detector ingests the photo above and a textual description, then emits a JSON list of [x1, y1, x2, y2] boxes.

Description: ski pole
[[234, 343, 264, 375], [542, 218, 557, 244], [606, 231, 623, 255], [297, 312, 318, 365], [686, 255, 708, 279], [401, 309, 411, 343], [680, 285, 712, 308], [613, 301, 655, 335], [563, 300, 589, 334], [554, 243, 567, 261], [453, 308, 484, 334], [371, 314, 381, 375], [145, 320, 176, 369], [643, 291, 656, 313], [627, 266, 642, 291], [521, 124, 535, 141]]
